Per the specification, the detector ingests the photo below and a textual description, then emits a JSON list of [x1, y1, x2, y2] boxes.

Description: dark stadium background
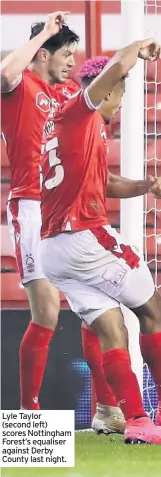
[[1, 309, 91, 429]]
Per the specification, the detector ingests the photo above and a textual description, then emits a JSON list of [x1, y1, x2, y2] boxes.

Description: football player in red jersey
[[79, 57, 161, 434], [1, 11, 79, 410], [41, 40, 161, 443]]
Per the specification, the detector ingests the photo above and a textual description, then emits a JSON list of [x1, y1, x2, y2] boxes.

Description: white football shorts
[[41, 225, 155, 325], [7, 199, 45, 284]]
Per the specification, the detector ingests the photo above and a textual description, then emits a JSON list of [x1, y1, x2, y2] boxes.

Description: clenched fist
[[149, 175, 161, 198], [138, 38, 161, 61]]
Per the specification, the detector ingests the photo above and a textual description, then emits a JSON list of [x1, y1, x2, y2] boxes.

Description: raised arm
[[86, 39, 160, 107], [107, 172, 151, 198], [107, 172, 161, 199], [0, 11, 69, 93]]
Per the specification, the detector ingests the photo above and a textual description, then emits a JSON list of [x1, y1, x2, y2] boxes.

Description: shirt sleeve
[[84, 88, 103, 111], [62, 89, 102, 122]]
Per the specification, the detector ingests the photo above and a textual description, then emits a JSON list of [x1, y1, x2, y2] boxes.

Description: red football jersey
[[41, 90, 109, 238], [1, 69, 79, 200]]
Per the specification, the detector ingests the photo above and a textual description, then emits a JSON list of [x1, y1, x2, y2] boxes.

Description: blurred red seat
[[1, 138, 10, 181], [1, 182, 10, 224], [107, 195, 161, 229], [150, 269, 161, 295], [145, 194, 161, 228], [108, 138, 161, 178], [1, 272, 69, 309], [1, 224, 17, 271], [107, 139, 161, 178], [106, 138, 161, 177], [1, 273, 28, 309], [146, 139, 161, 159], [111, 94, 161, 137], [144, 228, 161, 262], [146, 60, 161, 93], [146, 94, 161, 125], [145, 139, 161, 176]]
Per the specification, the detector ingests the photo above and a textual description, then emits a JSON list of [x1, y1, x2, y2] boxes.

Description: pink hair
[[78, 56, 109, 79]]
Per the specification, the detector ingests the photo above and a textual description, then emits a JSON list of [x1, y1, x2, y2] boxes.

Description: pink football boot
[[124, 416, 161, 444]]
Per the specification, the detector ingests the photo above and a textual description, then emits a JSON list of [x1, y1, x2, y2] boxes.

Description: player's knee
[[26, 279, 60, 329], [33, 302, 59, 329], [40, 295, 59, 328], [134, 290, 161, 334], [90, 308, 128, 352]]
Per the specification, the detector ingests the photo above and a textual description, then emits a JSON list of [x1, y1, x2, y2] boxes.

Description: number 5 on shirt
[[41, 137, 64, 189]]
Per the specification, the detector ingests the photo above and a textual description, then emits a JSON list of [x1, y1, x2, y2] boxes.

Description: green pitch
[[1, 432, 161, 477]]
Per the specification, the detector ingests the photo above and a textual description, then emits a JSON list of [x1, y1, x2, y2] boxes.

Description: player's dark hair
[[30, 22, 79, 55]]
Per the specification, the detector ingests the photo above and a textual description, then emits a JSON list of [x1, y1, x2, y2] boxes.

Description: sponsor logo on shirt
[[43, 120, 55, 139], [36, 92, 51, 112], [36, 88, 72, 114], [40, 86, 73, 138]]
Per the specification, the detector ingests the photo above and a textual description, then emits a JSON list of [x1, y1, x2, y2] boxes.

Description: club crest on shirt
[[25, 254, 35, 273], [91, 199, 99, 211], [62, 87, 73, 99]]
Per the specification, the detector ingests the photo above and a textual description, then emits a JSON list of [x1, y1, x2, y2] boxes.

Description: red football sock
[[81, 325, 117, 407], [102, 348, 146, 421], [19, 322, 54, 410], [140, 332, 161, 408]]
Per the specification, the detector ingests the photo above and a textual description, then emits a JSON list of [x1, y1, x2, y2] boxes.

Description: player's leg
[[81, 322, 125, 434], [41, 234, 153, 442], [90, 309, 161, 444], [108, 250, 161, 425], [131, 290, 161, 426], [7, 199, 60, 409], [87, 225, 161, 432], [21, 279, 59, 410], [63, 282, 146, 433], [91, 224, 161, 429], [40, 231, 161, 443], [41, 238, 126, 434], [60, 281, 159, 443], [67, 282, 161, 443]]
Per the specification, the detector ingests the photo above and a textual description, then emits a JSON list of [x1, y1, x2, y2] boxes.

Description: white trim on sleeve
[[84, 88, 103, 111]]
